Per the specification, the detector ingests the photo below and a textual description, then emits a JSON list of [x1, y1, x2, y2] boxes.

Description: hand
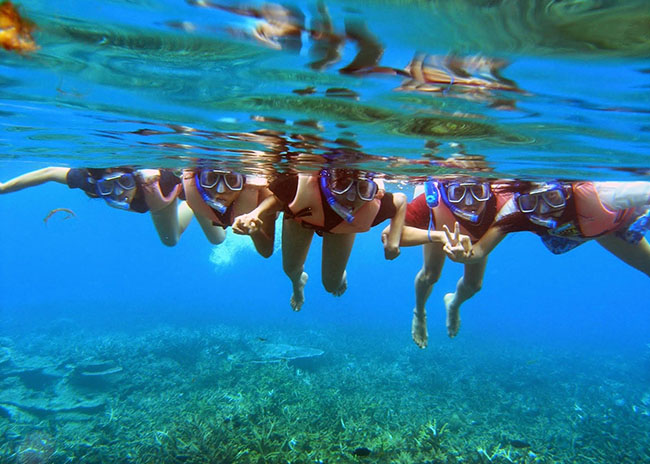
[[442, 222, 472, 263], [232, 213, 262, 235], [381, 232, 401, 260]]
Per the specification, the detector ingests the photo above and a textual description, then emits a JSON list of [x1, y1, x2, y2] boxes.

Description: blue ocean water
[[1, 0, 650, 462]]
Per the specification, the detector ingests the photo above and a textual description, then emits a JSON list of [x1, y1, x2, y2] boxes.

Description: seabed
[[1, 322, 649, 463]]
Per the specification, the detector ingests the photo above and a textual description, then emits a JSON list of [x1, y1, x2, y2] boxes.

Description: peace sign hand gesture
[[442, 222, 473, 263]]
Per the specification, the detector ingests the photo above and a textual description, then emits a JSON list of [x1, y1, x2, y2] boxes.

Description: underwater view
[[1, 0, 650, 462]]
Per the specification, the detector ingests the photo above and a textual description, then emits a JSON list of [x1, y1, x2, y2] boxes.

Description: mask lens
[[470, 184, 490, 201], [199, 170, 219, 189], [330, 177, 354, 195], [224, 173, 244, 191], [543, 189, 566, 208], [357, 179, 378, 201], [116, 173, 136, 190], [517, 194, 538, 213], [96, 179, 114, 195], [447, 184, 466, 203]]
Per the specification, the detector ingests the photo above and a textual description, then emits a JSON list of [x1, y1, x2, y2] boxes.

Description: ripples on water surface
[[1, 0, 649, 179]]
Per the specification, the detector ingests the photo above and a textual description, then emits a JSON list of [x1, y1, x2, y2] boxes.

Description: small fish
[[43, 208, 76, 225], [257, 337, 268, 342], [351, 447, 371, 457], [510, 439, 531, 449]]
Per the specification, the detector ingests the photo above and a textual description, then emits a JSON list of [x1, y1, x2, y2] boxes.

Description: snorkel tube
[[424, 178, 439, 208], [319, 170, 355, 223], [195, 172, 228, 214], [439, 182, 481, 223]]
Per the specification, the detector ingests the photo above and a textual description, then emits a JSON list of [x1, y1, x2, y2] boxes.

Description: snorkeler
[[0, 166, 193, 246], [182, 167, 277, 257], [442, 180, 650, 304], [233, 167, 406, 311], [385, 177, 512, 347]]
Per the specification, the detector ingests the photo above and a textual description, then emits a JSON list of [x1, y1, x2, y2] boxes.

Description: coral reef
[[0, 323, 648, 463]]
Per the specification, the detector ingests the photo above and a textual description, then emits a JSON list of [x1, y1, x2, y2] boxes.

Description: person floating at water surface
[[182, 167, 277, 257], [384, 177, 512, 347], [0, 166, 193, 246], [233, 166, 406, 311], [441, 180, 650, 316]]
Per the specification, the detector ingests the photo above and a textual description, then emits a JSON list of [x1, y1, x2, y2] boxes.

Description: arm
[[0, 167, 70, 193], [246, 189, 279, 258], [382, 192, 406, 260], [232, 194, 284, 236]]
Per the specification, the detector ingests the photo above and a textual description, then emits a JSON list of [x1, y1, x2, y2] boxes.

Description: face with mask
[[320, 169, 378, 222], [196, 170, 245, 214], [516, 183, 567, 228], [94, 169, 138, 210]]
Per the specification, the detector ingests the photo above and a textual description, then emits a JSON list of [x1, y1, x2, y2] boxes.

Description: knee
[[207, 234, 226, 245], [416, 268, 440, 286], [159, 236, 179, 247], [323, 277, 341, 293], [322, 277, 339, 294]]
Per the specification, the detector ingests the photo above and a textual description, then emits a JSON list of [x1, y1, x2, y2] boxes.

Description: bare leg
[[149, 199, 194, 247], [412, 243, 446, 349], [444, 257, 488, 338], [282, 219, 314, 311], [596, 234, 650, 277], [195, 213, 227, 245], [321, 232, 356, 296]]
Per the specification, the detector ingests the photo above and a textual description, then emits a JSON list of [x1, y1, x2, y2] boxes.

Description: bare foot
[[444, 293, 460, 338], [290, 272, 308, 311], [411, 309, 428, 349], [331, 271, 347, 297]]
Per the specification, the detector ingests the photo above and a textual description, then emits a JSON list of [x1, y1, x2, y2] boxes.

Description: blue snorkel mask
[[318, 169, 378, 223], [94, 172, 137, 211], [320, 171, 355, 223], [439, 180, 491, 224], [195, 170, 244, 215], [515, 182, 567, 230]]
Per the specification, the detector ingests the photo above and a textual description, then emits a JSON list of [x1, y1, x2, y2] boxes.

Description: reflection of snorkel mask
[[515, 183, 567, 229], [440, 180, 491, 223], [195, 170, 244, 214], [319, 169, 378, 223], [94, 172, 137, 210]]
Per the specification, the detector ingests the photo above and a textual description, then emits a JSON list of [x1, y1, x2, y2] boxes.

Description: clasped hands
[[232, 213, 263, 235]]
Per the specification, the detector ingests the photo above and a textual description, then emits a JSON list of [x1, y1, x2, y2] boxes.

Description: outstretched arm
[[0, 167, 70, 194]]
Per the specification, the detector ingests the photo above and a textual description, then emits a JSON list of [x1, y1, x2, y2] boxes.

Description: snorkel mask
[[194, 169, 244, 215], [439, 180, 491, 224], [94, 171, 137, 210], [515, 182, 567, 229], [319, 169, 378, 223]]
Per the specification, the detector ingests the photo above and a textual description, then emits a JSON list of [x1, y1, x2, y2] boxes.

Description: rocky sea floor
[[1, 319, 649, 464]]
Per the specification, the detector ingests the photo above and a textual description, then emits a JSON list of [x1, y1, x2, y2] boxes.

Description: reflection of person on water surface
[[233, 167, 406, 311], [0, 167, 192, 246]]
